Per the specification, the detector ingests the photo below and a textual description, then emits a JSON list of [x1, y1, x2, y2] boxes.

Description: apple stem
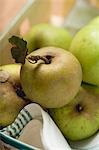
[[26, 55, 52, 64]]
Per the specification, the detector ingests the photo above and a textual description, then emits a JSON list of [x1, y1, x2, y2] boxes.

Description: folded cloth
[[0, 103, 71, 150], [69, 132, 99, 150], [0, 103, 99, 150]]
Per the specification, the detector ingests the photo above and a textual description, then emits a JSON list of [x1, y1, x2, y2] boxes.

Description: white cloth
[[1, 103, 99, 150]]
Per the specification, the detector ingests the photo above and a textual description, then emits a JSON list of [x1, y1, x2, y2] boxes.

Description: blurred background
[[0, 0, 75, 32], [0, 0, 26, 32], [0, 0, 99, 34]]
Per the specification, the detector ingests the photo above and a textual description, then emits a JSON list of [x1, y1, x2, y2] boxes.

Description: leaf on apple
[[9, 36, 28, 64]]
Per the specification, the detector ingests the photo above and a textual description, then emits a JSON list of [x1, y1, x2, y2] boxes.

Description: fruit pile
[[0, 16, 99, 142]]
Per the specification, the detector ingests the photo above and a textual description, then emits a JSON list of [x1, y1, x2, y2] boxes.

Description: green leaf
[[9, 36, 28, 64]]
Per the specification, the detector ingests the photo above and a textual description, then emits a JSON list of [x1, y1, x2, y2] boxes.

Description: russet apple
[[0, 64, 30, 128]]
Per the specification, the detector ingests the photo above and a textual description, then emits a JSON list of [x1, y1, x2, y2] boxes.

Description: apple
[[70, 16, 99, 86], [49, 83, 99, 141], [89, 16, 99, 26], [0, 64, 30, 128], [23, 23, 72, 53], [20, 46, 82, 108]]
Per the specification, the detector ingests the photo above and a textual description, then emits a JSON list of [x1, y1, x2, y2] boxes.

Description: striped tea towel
[[0, 103, 99, 150]]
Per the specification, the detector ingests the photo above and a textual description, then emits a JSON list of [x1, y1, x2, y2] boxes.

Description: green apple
[[70, 16, 99, 86], [89, 16, 99, 26], [49, 83, 99, 141], [20, 46, 82, 108], [23, 23, 72, 53], [0, 64, 30, 128]]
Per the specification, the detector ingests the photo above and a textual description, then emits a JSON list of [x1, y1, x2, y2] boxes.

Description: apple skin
[[89, 16, 99, 26], [20, 47, 82, 108], [23, 23, 72, 53], [49, 83, 99, 141], [69, 17, 99, 86], [0, 64, 29, 127]]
